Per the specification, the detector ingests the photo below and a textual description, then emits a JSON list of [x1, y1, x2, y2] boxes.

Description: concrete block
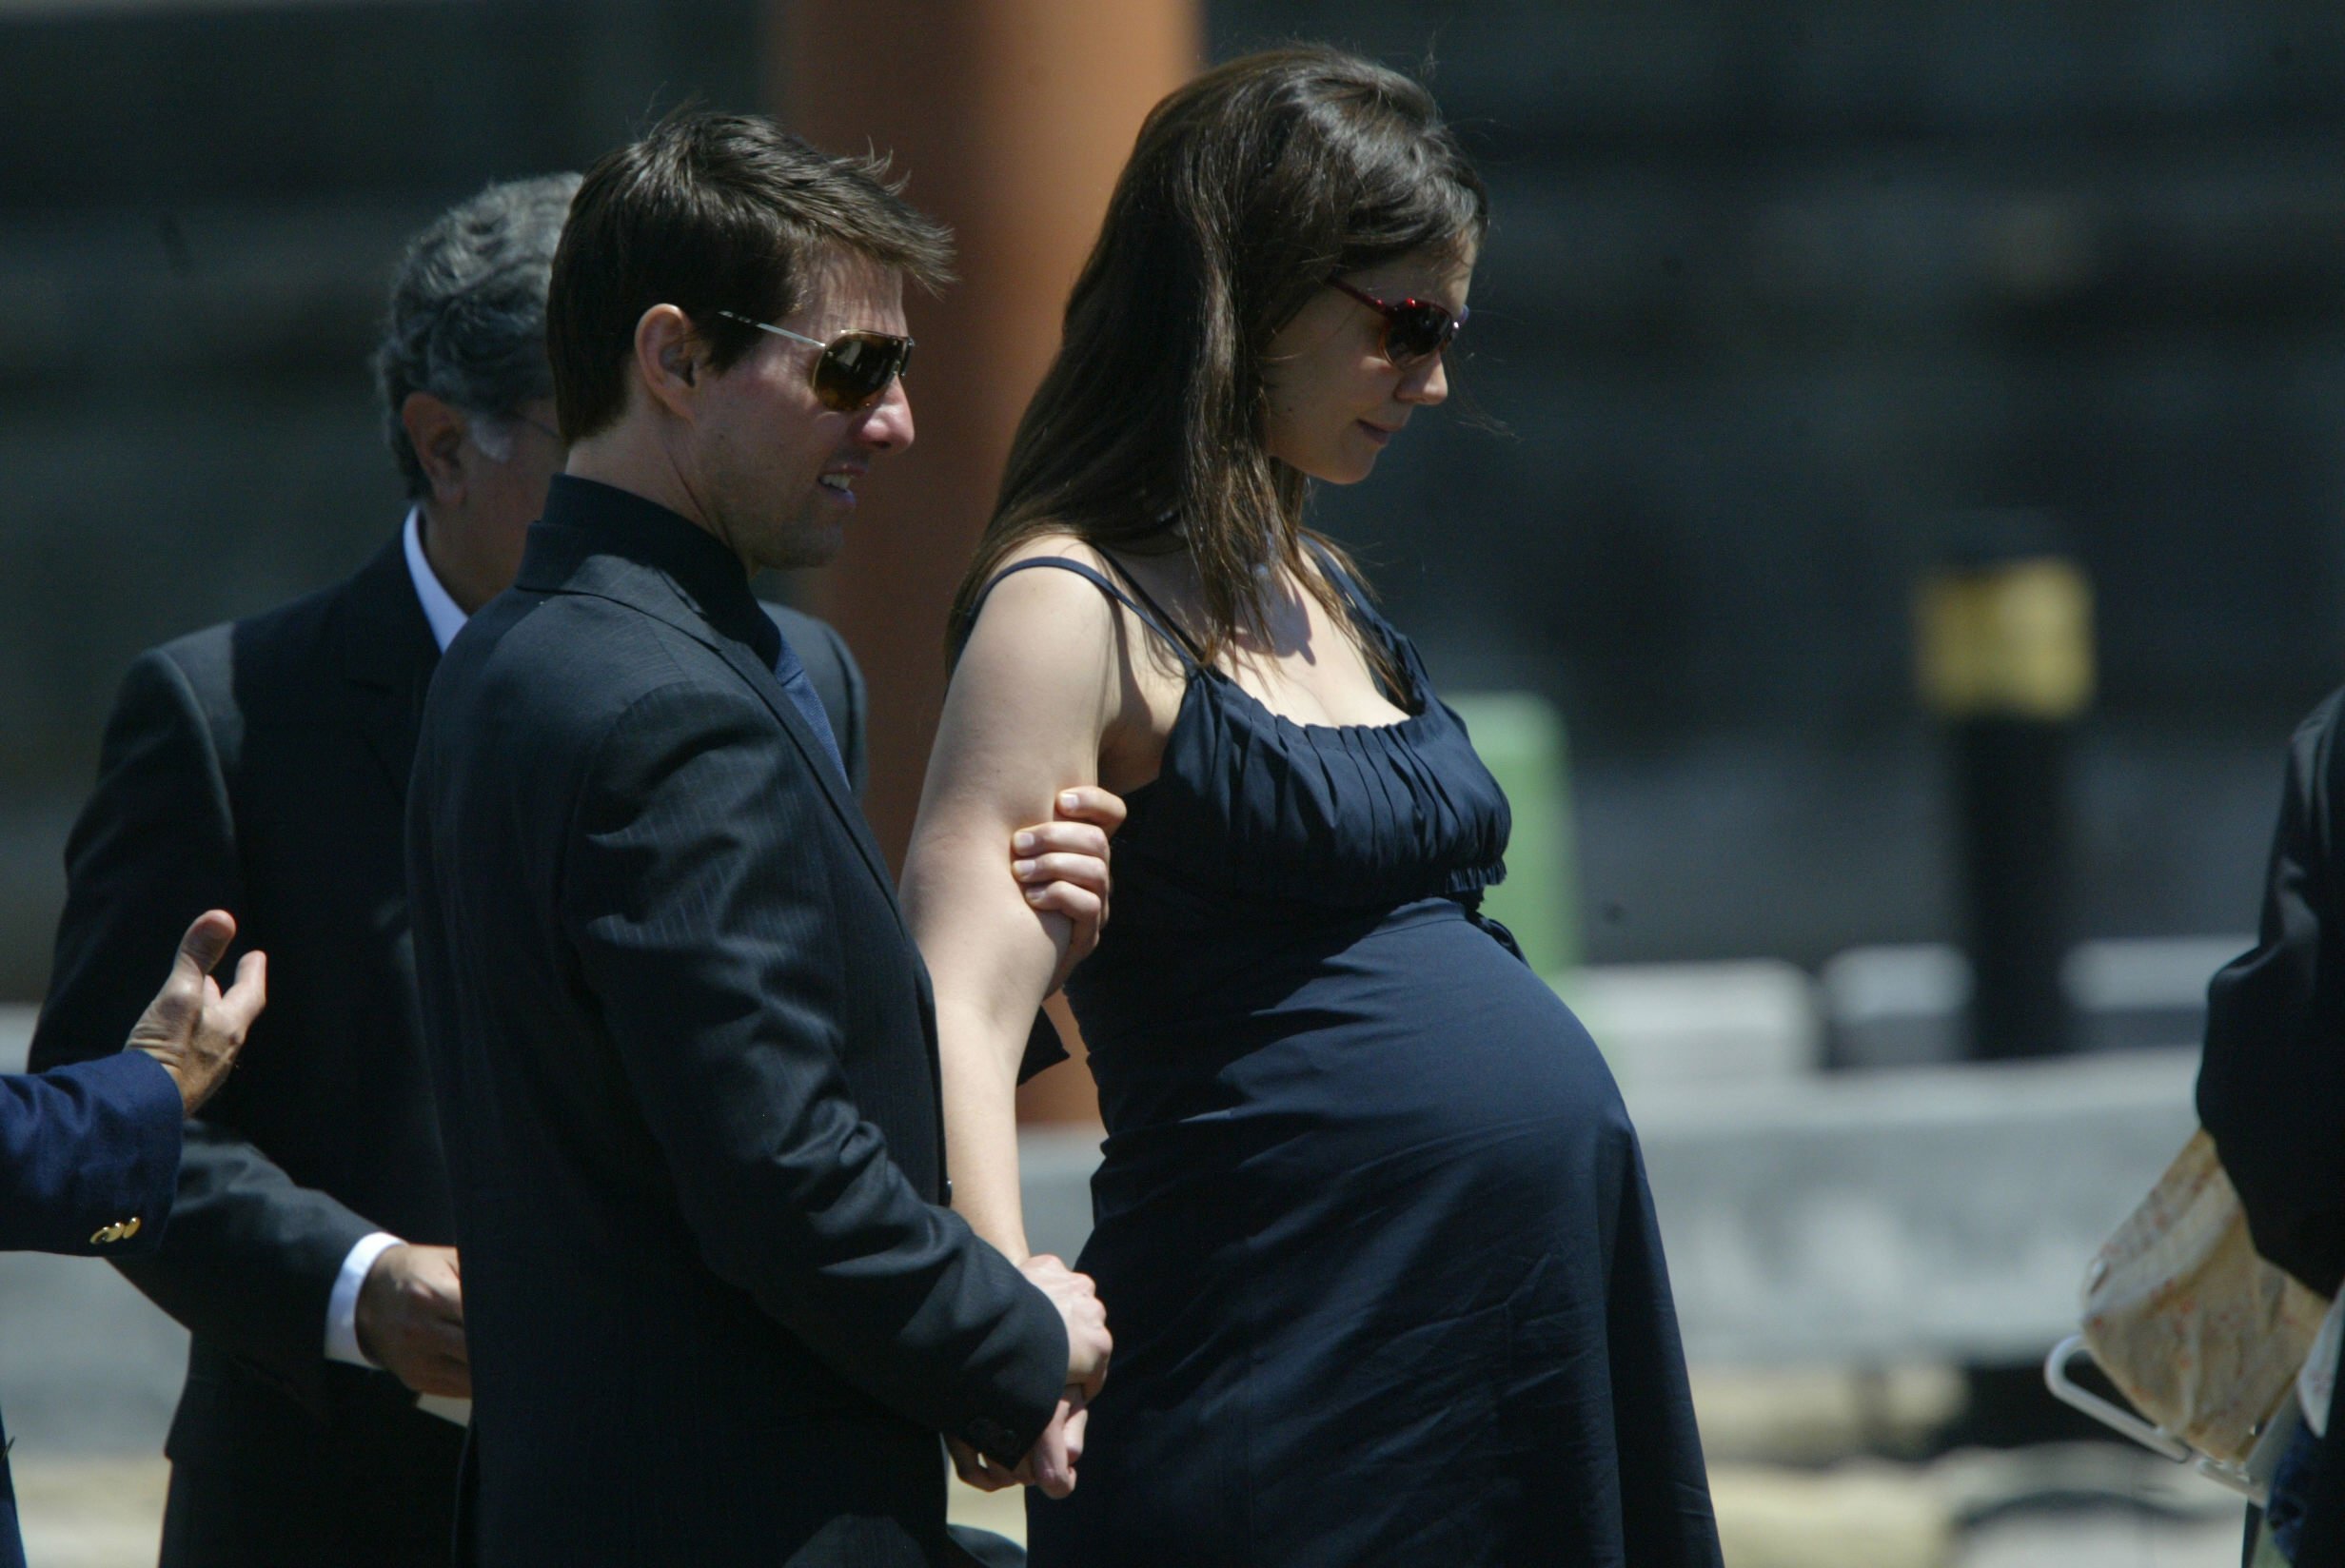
[[1823, 936, 2256, 1064], [0, 1002, 33, 1071], [1567, 960, 1823, 1089], [2061, 934, 2247, 1053], [1631, 1048, 2198, 1364], [1823, 944, 1970, 1068]]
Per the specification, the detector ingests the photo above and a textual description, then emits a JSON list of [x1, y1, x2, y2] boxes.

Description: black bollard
[[1916, 526, 2094, 1061], [1919, 526, 2104, 1451]]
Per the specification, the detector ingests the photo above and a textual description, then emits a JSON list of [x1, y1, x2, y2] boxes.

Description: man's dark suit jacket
[[406, 476, 1064, 1568], [1, 1050, 185, 1568], [2199, 686, 2345, 1566], [29, 524, 866, 1566]]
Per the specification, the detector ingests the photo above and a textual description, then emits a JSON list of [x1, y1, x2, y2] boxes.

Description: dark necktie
[[748, 613, 846, 781]]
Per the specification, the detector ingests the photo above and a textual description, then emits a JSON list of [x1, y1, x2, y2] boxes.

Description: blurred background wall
[[4, 0, 2344, 999]]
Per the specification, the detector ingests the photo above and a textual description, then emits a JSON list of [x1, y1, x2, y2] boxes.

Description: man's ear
[[400, 392, 469, 507], [633, 304, 703, 421]]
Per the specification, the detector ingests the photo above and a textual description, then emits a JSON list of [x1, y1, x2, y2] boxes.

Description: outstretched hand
[[125, 910, 267, 1115], [1010, 785, 1128, 993]]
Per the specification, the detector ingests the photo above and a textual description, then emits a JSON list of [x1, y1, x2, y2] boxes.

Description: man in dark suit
[[406, 114, 1113, 1566], [32, 170, 1111, 1567], [27, 177, 905, 1567], [4, 910, 265, 1568]]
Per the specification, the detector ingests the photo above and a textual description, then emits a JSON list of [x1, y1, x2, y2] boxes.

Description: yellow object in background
[[1915, 558, 2095, 721]]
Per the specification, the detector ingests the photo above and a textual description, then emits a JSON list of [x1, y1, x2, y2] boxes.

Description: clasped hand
[[948, 1253, 1112, 1499]]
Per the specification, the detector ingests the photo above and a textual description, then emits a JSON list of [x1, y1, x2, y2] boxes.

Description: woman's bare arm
[[904, 563, 1126, 1261]]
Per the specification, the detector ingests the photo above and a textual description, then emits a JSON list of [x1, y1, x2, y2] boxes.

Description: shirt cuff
[[324, 1231, 404, 1368]]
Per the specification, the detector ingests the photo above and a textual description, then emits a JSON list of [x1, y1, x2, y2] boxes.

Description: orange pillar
[[770, 2, 1201, 1123]]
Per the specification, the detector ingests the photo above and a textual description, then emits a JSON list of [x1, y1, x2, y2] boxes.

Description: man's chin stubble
[[757, 526, 845, 574]]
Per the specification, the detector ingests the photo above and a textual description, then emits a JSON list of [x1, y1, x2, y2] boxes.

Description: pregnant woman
[[902, 46, 1721, 1565]]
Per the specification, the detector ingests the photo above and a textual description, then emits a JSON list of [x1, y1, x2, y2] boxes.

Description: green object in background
[[1446, 693, 1577, 979]]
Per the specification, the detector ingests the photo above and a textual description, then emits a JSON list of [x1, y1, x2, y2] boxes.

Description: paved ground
[[10, 1450, 2245, 1568], [1960, 1513, 2237, 1568], [6, 1459, 1036, 1568]]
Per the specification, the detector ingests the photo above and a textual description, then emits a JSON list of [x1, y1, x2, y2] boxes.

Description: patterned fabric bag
[[2081, 1129, 2330, 1464]]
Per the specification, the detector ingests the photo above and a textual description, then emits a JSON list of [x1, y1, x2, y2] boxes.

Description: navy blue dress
[[980, 557, 1721, 1566]]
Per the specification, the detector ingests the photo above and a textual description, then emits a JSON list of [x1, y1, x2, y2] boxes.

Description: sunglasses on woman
[[1326, 278, 1468, 368], [714, 310, 915, 412]]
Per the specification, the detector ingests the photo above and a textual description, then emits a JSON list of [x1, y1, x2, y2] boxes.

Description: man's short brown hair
[[547, 111, 954, 442]]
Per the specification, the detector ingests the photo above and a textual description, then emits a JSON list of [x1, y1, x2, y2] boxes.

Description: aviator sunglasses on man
[[715, 309, 915, 412], [1326, 278, 1468, 368]]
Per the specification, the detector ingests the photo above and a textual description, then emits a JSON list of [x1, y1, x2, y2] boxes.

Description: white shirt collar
[[402, 506, 469, 654]]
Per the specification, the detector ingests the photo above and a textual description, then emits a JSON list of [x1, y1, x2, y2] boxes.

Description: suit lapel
[[337, 536, 441, 802], [522, 519, 944, 1181], [537, 548, 901, 910], [704, 630, 900, 902]]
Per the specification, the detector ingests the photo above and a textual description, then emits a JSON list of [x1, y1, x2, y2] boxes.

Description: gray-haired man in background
[[29, 174, 872, 1566], [29, 174, 593, 1567]]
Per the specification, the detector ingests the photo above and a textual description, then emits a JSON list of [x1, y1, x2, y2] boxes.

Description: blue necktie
[[753, 617, 846, 781]]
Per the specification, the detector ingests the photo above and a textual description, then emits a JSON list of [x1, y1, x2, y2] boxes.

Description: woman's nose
[[1398, 352, 1449, 406]]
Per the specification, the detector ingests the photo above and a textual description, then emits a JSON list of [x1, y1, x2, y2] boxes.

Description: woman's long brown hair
[[948, 47, 1488, 677]]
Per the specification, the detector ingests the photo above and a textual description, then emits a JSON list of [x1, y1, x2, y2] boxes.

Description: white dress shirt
[[323, 508, 467, 1369], [403, 503, 469, 655]]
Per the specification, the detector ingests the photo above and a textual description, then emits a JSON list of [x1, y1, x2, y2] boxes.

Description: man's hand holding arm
[[1008, 786, 1125, 994]]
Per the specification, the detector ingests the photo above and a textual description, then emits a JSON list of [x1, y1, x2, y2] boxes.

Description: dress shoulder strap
[[1302, 536, 1398, 652], [1302, 536, 1373, 616], [1300, 536, 1426, 705], [965, 556, 1202, 671], [1088, 552, 1186, 642]]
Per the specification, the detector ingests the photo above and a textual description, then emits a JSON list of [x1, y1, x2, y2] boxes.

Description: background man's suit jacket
[[0, 1050, 185, 1568], [29, 528, 865, 1566], [406, 476, 1065, 1568]]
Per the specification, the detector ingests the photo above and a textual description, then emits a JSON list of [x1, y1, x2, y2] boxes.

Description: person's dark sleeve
[[562, 679, 1066, 1461], [0, 1052, 184, 1257], [765, 605, 868, 797], [2198, 689, 2345, 1296], [28, 649, 376, 1399]]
